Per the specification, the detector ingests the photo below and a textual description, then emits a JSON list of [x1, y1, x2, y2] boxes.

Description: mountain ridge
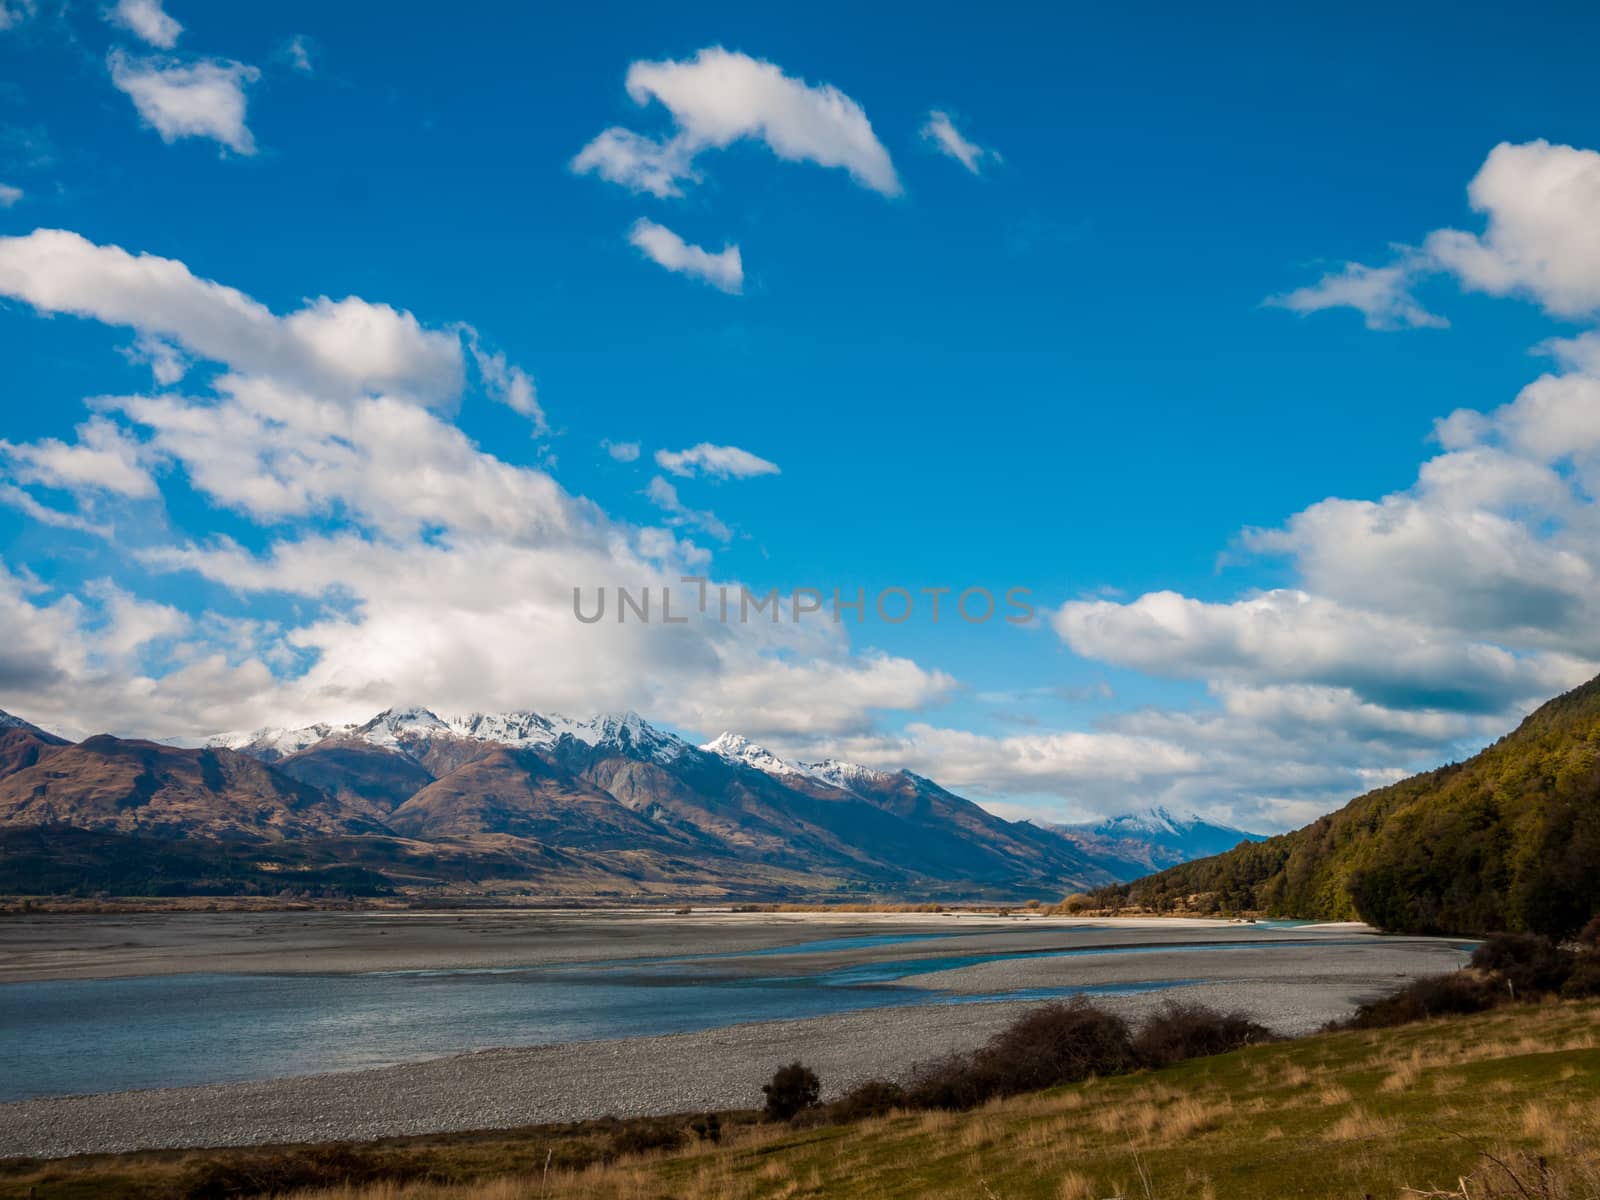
[[1092, 675, 1600, 937]]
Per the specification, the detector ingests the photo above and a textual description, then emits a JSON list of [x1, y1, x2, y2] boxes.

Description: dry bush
[[1471, 933, 1577, 996], [760, 1061, 820, 1121], [826, 1078, 906, 1123], [1339, 972, 1503, 1029], [1132, 1000, 1276, 1068], [904, 1000, 1135, 1111]]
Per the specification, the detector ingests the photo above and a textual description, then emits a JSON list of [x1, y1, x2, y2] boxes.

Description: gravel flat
[[0, 913, 1474, 1159]]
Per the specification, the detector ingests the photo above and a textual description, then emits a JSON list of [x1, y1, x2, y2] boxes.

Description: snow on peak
[[802, 757, 892, 791], [354, 707, 452, 749], [701, 732, 801, 776], [700, 733, 895, 792], [215, 706, 689, 765], [206, 723, 334, 760], [564, 710, 690, 761], [0, 709, 31, 730]]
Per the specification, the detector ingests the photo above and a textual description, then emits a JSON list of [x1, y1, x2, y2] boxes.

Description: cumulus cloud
[[1272, 140, 1600, 327], [1423, 140, 1600, 317], [0, 229, 465, 403], [602, 439, 641, 463], [0, 229, 953, 743], [108, 51, 259, 155], [764, 672, 1539, 833], [0, 183, 21, 208], [626, 219, 743, 293], [107, 0, 182, 48], [920, 110, 997, 174], [1054, 588, 1586, 714], [1265, 258, 1446, 330], [574, 47, 899, 198], [654, 442, 779, 479]]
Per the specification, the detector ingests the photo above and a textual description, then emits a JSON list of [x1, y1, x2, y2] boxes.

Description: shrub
[[1470, 932, 1575, 995], [762, 1062, 821, 1121], [1133, 1000, 1276, 1068], [827, 1078, 906, 1123], [902, 1052, 993, 1112], [1560, 961, 1600, 998], [181, 1148, 387, 1199], [609, 1118, 687, 1157], [1341, 972, 1502, 1029], [1577, 914, 1600, 950], [977, 999, 1136, 1094], [688, 1113, 722, 1143], [905, 999, 1137, 1110]]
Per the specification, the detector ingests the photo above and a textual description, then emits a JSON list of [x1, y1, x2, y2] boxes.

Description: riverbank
[[0, 913, 1472, 1158], [5, 1000, 1595, 1200]]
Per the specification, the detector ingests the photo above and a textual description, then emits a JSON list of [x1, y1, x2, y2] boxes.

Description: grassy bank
[[4, 999, 1595, 1200]]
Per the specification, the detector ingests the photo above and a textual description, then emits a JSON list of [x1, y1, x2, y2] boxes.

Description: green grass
[[4, 1000, 1597, 1200]]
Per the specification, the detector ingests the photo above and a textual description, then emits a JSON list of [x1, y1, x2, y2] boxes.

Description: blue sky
[[3, 0, 1600, 831]]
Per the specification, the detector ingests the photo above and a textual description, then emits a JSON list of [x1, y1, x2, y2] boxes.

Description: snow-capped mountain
[[214, 706, 693, 766], [1046, 806, 1264, 874], [699, 731, 892, 794]]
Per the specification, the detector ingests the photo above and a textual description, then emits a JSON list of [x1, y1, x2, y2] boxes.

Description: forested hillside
[[1093, 675, 1600, 937]]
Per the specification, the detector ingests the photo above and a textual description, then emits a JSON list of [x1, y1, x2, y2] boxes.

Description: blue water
[[0, 930, 1339, 1101]]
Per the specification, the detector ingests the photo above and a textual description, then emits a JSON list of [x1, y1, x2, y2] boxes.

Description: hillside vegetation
[[1094, 675, 1600, 937]]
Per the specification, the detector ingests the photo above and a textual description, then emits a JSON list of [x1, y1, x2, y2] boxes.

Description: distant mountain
[[1045, 807, 1264, 877], [700, 732, 1109, 886], [0, 704, 1134, 899], [1096, 675, 1600, 938]]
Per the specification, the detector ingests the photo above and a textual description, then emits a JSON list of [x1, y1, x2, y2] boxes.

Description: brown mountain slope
[[0, 735, 384, 841], [386, 747, 708, 850], [274, 740, 437, 819], [0, 722, 69, 780]]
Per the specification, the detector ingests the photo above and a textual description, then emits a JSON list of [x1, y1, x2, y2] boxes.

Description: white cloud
[[920, 110, 996, 174], [627, 219, 742, 293], [107, 0, 182, 49], [1423, 140, 1600, 317], [1273, 140, 1600, 328], [1265, 258, 1446, 330], [571, 129, 697, 199], [1, 416, 157, 499], [1053, 588, 1587, 714], [0, 0, 35, 31], [125, 333, 188, 386], [574, 47, 900, 198], [0, 229, 954, 745], [644, 475, 731, 542], [0, 229, 465, 404], [602, 439, 641, 463], [108, 51, 260, 155], [285, 34, 312, 73], [0, 183, 21, 208], [468, 340, 546, 434], [654, 442, 779, 479]]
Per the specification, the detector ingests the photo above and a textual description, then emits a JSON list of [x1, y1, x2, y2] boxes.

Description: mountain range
[[1047, 808, 1267, 877], [1094, 674, 1600, 938], [0, 705, 1258, 902]]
